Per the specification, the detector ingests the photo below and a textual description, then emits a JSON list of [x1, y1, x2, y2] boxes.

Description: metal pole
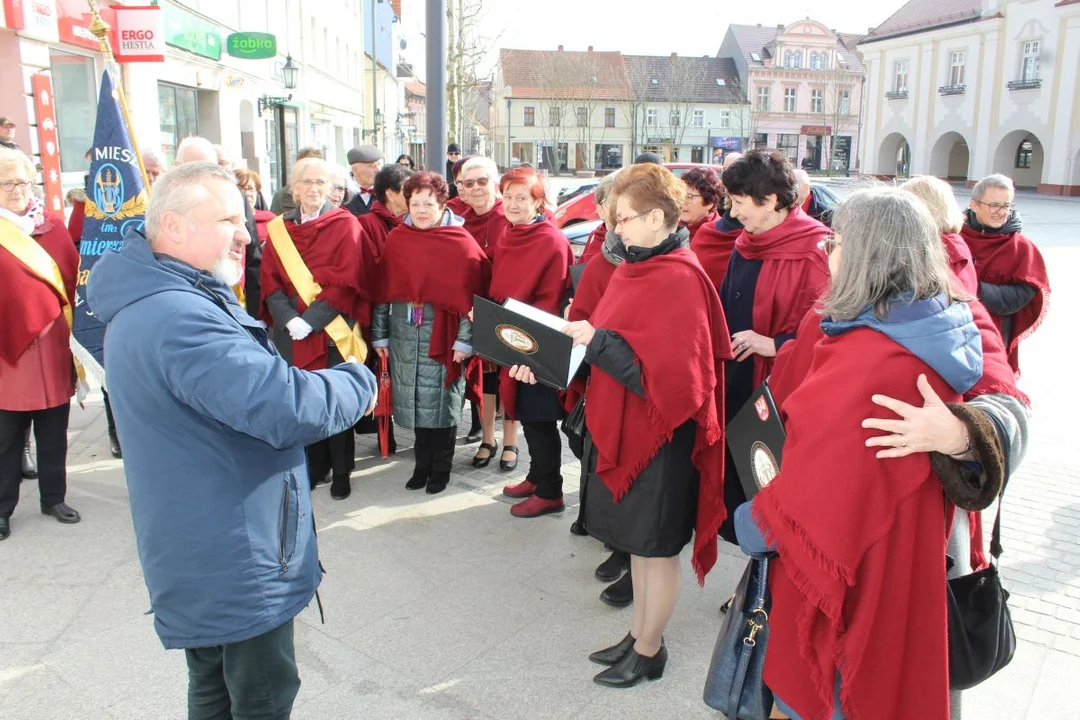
[[371, 0, 378, 147], [506, 98, 512, 170], [427, 0, 447, 175]]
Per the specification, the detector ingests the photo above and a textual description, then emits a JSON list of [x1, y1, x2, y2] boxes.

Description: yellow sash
[[0, 217, 85, 380], [266, 216, 367, 364]]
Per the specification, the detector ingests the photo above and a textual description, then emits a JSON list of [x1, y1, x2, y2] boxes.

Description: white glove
[[286, 317, 314, 341], [76, 380, 91, 409]]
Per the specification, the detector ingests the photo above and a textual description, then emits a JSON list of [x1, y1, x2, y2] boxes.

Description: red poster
[[31, 73, 64, 215]]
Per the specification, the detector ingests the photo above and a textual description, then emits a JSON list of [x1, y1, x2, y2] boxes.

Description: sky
[[399, 0, 910, 82]]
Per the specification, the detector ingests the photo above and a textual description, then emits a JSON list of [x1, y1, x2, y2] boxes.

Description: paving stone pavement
[[2, 191, 1079, 718]]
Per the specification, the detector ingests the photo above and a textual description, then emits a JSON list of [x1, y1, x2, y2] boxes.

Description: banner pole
[[86, 0, 151, 193]]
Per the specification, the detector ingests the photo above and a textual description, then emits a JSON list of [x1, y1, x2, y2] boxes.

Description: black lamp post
[[259, 54, 302, 190]]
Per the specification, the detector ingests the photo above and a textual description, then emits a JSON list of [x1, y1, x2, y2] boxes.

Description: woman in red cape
[[716, 150, 831, 543], [445, 155, 471, 217], [0, 148, 83, 538], [486, 167, 574, 518], [689, 201, 743, 291], [373, 171, 490, 495], [577, 173, 618, 265], [737, 189, 985, 720], [458, 156, 510, 459], [960, 174, 1050, 375], [356, 163, 411, 262], [901, 175, 978, 295], [559, 164, 732, 688], [678, 166, 722, 241], [259, 157, 369, 500]]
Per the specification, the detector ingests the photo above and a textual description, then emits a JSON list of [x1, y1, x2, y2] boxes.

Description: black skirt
[[584, 420, 699, 558]]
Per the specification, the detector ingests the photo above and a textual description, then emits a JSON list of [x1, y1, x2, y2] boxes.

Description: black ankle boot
[[593, 640, 667, 688], [330, 475, 351, 500], [108, 429, 122, 459], [21, 438, 37, 479], [406, 468, 431, 490], [426, 471, 450, 494], [600, 570, 633, 608], [588, 632, 636, 666]]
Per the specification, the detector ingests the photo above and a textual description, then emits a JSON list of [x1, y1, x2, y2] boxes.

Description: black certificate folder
[[472, 296, 585, 391], [726, 381, 786, 499]]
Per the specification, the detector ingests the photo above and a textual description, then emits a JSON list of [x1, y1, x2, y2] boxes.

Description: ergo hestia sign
[[226, 32, 277, 60], [113, 6, 165, 63]]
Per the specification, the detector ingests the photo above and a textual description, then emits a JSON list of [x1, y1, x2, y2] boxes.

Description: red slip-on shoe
[[502, 479, 537, 498], [510, 495, 565, 518]]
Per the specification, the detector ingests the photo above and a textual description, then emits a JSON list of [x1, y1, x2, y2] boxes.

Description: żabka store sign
[[113, 5, 164, 63]]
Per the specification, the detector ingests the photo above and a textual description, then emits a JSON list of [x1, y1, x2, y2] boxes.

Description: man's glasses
[[456, 177, 491, 189], [0, 179, 31, 192], [976, 200, 1012, 213]]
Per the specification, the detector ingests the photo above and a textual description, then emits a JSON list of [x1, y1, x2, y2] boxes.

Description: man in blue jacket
[[87, 161, 377, 719]]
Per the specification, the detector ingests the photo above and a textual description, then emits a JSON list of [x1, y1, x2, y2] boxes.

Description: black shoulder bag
[[946, 413, 1017, 690]]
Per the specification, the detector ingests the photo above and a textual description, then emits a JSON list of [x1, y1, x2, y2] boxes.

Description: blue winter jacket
[[86, 233, 377, 650]]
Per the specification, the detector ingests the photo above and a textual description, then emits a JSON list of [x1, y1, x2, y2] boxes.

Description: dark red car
[[553, 163, 708, 228]]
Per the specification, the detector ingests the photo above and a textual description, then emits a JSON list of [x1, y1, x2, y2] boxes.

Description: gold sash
[[0, 216, 85, 379], [266, 216, 367, 364]]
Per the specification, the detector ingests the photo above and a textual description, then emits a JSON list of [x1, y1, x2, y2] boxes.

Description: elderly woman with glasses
[[960, 174, 1049, 374], [0, 148, 84, 540], [679, 166, 723, 241], [734, 188, 986, 720], [260, 157, 370, 501], [327, 164, 353, 210], [235, 169, 275, 245]]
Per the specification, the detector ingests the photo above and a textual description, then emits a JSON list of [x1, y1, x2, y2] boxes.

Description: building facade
[[493, 46, 747, 173], [719, 20, 866, 173], [858, 0, 1080, 194], [3, 0, 411, 201]]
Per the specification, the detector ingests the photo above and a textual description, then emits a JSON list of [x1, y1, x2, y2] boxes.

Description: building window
[[949, 51, 966, 86], [647, 107, 658, 126], [524, 106, 535, 126], [1016, 139, 1034, 169], [777, 133, 798, 163], [784, 87, 797, 113], [793, 51, 802, 69], [1021, 40, 1040, 82], [754, 132, 768, 149], [693, 109, 705, 128], [894, 60, 909, 92], [756, 86, 770, 112], [158, 82, 199, 167], [669, 109, 680, 127], [784, 51, 793, 68], [838, 89, 850, 114], [604, 107, 615, 127], [719, 109, 731, 128], [549, 106, 561, 127], [811, 89, 823, 113], [50, 50, 97, 175], [576, 106, 588, 127]]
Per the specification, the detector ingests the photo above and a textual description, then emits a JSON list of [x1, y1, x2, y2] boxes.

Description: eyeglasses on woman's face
[[614, 211, 650, 229], [0, 179, 32, 193], [298, 178, 328, 188], [329, 184, 346, 195], [975, 200, 1012, 214], [456, 177, 491, 190]]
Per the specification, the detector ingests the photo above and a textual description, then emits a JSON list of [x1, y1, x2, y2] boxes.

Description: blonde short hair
[[900, 175, 964, 234]]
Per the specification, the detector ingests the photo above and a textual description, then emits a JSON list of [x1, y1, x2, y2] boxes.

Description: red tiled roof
[[405, 81, 426, 97], [1056, 0, 1080, 6], [623, 55, 745, 103], [499, 48, 632, 100], [861, 0, 983, 43], [389, 0, 402, 18]]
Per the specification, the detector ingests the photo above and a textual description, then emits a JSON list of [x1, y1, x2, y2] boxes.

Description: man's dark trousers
[[185, 619, 299, 720]]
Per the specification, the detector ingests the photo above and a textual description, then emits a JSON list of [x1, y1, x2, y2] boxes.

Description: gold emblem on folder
[[496, 324, 539, 354], [750, 441, 779, 488]]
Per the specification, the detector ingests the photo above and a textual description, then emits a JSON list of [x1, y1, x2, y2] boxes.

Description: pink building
[[719, 20, 867, 173]]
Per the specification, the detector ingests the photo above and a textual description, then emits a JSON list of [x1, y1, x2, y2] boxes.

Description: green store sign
[[226, 32, 278, 60], [164, 6, 222, 61]]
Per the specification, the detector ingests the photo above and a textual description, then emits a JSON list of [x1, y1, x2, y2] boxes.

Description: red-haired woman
[[679, 167, 722, 241], [716, 150, 831, 542], [373, 172, 490, 494], [487, 167, 574, 518], [260, 157, 370, 501]]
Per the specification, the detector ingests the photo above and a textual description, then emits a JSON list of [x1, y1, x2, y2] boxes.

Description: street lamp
[[258, 54, 300, 115]]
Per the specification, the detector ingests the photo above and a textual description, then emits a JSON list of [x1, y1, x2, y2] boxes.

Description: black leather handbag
[[704, 556, 774, 719], [946, 415, 1016, 690], [560, 393, 586, 459]]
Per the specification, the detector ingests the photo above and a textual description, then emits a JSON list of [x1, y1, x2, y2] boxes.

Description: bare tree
[[532, 52, 585, 172], [664, 57, 707, 160], [567, 53, 611, 170], [621, 65, 652, 161], [814, 69, 859, 175], [446, 0, 501, 149]]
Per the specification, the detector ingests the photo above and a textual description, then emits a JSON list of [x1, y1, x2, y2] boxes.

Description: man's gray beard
[[212, 254, 244, 286]]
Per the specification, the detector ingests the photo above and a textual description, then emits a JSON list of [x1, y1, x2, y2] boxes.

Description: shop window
[[49, 50, 97, 176], [159, 83, 200, 167]]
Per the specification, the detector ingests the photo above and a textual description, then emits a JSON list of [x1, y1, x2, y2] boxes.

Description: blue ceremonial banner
[[73, 69, 147, 370]]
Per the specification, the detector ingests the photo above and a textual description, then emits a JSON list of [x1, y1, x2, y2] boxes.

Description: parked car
[[556, 181, 598, 207], [561, 218, 602, 258], [553, 163, 713, 228]]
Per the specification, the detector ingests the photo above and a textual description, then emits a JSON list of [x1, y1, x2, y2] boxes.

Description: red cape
[[445, 196, 469, 216], [253, 209, 275, 245], [578, 222, 606, 265], [690, 217, 740, 290], [588, 248, 732, 582], [0, 212, 79, 365], [259, 208, 368, 370], [756, 328, 953, 720], [379, 221, 491, 390], [357, 201, 403, 261], [460, 199, 506, 261], [942, 232, 977, 296], [488, 218, 574, 419], [67, 200, 85, 245], [563, 252, 619, 411], [682, 210, 718, 243], [960, 223, 1050, 374], [734, 207, 831, 386]]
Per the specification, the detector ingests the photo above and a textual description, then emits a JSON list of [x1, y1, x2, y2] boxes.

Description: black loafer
[[41, 502, 81, 524], [465, 427, 483, 444], [595, 551, 630, 582], [600, 571, 633, 608], [0, 517, 10, 541], [108, 431, 122, 459], [589, 632, 636, 666], [472, 441, 498, 468], [499, 446, 519, 472], [593, 641, 667, 688]]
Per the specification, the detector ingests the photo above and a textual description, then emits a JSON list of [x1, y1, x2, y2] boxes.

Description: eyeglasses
[[456, 177, 491, 189], [685, 192, 702, 201], [614, 211, 650, 228], [0, 179, 31, 192], [298, 178, 328, 188], [818, 236, 842, 256], [976, 200, 1012, 213], [329, 185, 346, 194], [448, 152, 461, 157]]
